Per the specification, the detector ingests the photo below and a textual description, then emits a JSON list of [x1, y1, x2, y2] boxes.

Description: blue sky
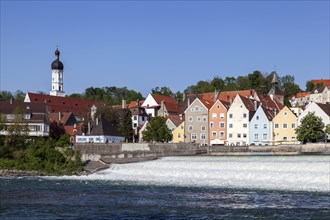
[[1, 1, 329, 97]]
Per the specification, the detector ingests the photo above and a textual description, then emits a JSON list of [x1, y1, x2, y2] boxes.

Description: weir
[[58, 156, 330, 192]]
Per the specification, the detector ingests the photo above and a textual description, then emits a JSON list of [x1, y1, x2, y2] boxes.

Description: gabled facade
[[128, 100, 149, 142], [49, 112, 82, 143], [166, 118, 183, 132], [226, 95, 258, 146], [172, 121, 185, 143], [272, 106, 298, 145], [0, 101, 49, 137], [75, 115, 124, 143], [184, 98, 213, 145], [298, 102, 330, 127], [142, 94, 179, 117], [309, 86, 330, 104], [209, 100, 230, 145], [250, 106, 275, 146]]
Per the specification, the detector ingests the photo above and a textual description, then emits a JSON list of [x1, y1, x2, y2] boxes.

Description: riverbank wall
[[74, 143, 206, 164], [208, 143, 330, 156], [74, 142, 330, 164]]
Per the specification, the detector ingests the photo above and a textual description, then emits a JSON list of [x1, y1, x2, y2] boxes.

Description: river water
[[1, 156, 330, 219]]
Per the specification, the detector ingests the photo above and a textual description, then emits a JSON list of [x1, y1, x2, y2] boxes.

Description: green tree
[[14, 90, 25, 102], [49, 121, 66, 140], [248, 71, 267, 93], [295, 112, 325, 143], [236, 76, 251, 90], [211, 77, 225, 91], [4, 107, 29, 150], [142, 117, 172, 143], [0, 91, 14, 101], [117, 109, 133, 142], [151, 87, 174, 96], [305, 80, 315, 92]]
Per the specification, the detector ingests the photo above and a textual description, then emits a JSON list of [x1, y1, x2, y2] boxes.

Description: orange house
[[209, 100, 230, 145]]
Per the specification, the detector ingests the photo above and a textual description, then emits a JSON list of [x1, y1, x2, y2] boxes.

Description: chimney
[[87, 122, 91, 135], [58, 112, 62, 122], [137, 99, 140, 107], [10, 98, 13, 104], [254, 100, 257, 111], [161, 100, 165, 116], [183, 93, 186, 102], [96, 117, 99, 126], [230, 99, 232, 105], [188, 97, 191, 107], [179, 114, 183, 121], [122, 99, 127, 109]]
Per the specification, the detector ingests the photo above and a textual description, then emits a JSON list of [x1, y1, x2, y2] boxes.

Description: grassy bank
[[0, 135, 83, 176]]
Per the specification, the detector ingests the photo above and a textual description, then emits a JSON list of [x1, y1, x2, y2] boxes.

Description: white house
[[298, 102, 330, 126], [75, 115, 124, 143]]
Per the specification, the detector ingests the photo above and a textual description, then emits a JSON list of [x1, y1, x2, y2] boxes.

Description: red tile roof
[[128, 100, 145, 108], [295, 92, 310, 98], [49, 112, 73, 125], [26, 93, 103, 116], [311, 80, 330, 87], [151, 94, 178, 105], [219, 90, 255, 102], [199, 98, 214, 110]]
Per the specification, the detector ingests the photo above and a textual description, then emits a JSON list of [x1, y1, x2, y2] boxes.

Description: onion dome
[[51, 48, 64, 70]]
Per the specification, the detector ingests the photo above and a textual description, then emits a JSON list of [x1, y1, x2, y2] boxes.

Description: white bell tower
[[50, 48, 65, 97]]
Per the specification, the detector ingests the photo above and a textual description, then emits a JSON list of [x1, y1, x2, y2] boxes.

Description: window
[[237, 133, 241, 138], [191, 134, 197, 140], [177, 133, 181, 138], [197, 116, 201, 122], [23, 114, 31, 120], [210, 122, 214, 128], [254, 134, 259, 140], [195, 106, 199, 111], [292, 137, 296, 140], [212, 113, 217, 119], [200, 133, 206, 140], [263, 124, 267, 129], [220, 122, 225, 128], [243, 113, 247, 118], [220, 132, 224, 137], [291, 123, 296, 129], [275, 123, 279, 128], [283, 123, 288, 128], [212, 132, 217, 137], [188, 125, 193, 131], [201, 126, 206, 131], [133, 116, 137, 120], [283, 137, 288, 140], [203, 116, 207, 122], [142, 116, 145, 121], [243, 123, 247, 128], [189, 116, 193, 122], [229, 133, 233, 138], [263, 134, 267, 140], [254, 124, 258, 129], [133, 123, 137, 128], [229, 114, 233, 119], [243, 133, 247, 138], [229, 123, 233, 128], [220, 113, 225, 118]]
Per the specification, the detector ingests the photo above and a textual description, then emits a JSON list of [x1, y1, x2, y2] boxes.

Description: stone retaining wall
[[74, 143, 207, 162]]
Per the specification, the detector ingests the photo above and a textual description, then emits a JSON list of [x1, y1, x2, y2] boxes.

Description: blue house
[[249, 105, 276, 146]]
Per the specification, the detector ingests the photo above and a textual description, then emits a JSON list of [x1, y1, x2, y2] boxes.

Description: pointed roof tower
[[268, 71, 283, 96], [268, 71, 284, 105]]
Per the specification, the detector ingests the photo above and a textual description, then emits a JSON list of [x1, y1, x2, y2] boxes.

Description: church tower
[[50, 48, 65, 97], [268, 71, 284, 105]]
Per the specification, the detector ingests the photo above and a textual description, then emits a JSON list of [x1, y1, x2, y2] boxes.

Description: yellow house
[[272, 106, 298, 145], [172, 121, 185, 143]]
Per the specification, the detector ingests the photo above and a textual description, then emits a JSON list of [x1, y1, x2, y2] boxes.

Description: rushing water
[[1, 156, 330, 219]]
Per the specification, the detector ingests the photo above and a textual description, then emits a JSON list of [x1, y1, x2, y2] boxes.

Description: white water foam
[[51, 156, 330, 192]]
